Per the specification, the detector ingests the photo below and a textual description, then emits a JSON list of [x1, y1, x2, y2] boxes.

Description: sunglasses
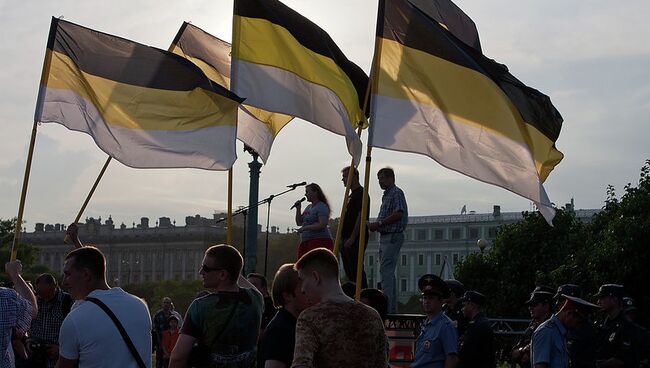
[[200, 264, 225, 273]]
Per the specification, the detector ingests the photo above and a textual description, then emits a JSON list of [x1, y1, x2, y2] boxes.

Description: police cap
[[525, 286, 554, 305], [594, 284, 624, 299], [444, 279, 465, 297], [554, 284, 581, 299], [622, 297, 636, 312], [562, 295, 599, 318], [418, 274, 450, 298], [460, 290, 486, 306]]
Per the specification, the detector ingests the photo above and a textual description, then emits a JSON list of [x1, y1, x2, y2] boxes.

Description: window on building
[[451, 228, 461, 239], [418, 254, 424, 266], [400, 278, 408, 292], [488, 227, 497, 238], [401, 254, 407, 266], [368, 255, 375, 266], [435, 254, 441, 265], [452, 253, 459, 264], [417, 229, 427, 241], [434, 229, 444, 240], [469, 227, 480, 240]]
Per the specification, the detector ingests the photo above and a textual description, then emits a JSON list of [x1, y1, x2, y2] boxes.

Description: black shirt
[[458, 313, 495, 368], [596, 312, 641, 367], [259, 308, 297, 366], [341, 186, 369, 240]]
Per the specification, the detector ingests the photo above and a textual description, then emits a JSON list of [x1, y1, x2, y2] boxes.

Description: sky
[[1, 0, 649, 233]]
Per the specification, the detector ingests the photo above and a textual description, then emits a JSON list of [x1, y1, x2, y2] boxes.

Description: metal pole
[[245, 151, 262, 274]]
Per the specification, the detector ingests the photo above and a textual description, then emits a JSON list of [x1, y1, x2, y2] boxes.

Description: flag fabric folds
[[231, 0, 369, 165], [170, 22, 293, 163], [370, 0, 564, 223], [35, 17, 243, 170]]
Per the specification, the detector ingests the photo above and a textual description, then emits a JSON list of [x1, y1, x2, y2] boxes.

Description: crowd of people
[[1, 165, 648, 368]]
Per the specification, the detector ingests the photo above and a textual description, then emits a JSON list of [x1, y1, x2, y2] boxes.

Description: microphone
[[290, 197, 306, 210], [287, 181, 307, 189]]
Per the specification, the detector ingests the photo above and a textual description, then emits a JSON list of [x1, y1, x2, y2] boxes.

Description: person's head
[[622, 297, 638, 323], [554, 284, 581, 309], [525, 286, 554, 321], [360, 288, 388, 320], [200, 244, 243, 290], [444, 279, 465, 307], [35, 273, 58, 301], [557, 295, 599, 329], [247, 273, 269, 297], [161, 297, 173, 312], [341, 166, 360, 187], [305, 183, 330, 209], [461, 291, 485, 320], [341, 282, 356, 298], [595, 284, 624, 315], [168, 315, 179, 330], [377, 167, 395, 190], [295, 248, 340, 303], [272, 263, 311, 315], [418, 274, 450, 317], [63, 246, 107, 300]]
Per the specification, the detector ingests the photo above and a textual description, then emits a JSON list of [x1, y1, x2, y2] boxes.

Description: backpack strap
[[85, 297, 146, 368]]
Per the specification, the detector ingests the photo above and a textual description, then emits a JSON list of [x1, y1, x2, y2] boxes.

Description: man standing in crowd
[[595, 284, 641, 367], [258, 264, 311, 368], [412, 274, 458, 368], [531, 295, 599, 368], [443, 279, 466, 335], [152, 297, 182, 368], [458, 291, 495, 368], [368, 167, 408, 314], [292, 248, 388, 368], [511, 286, 554, 368], [1, 260, 37, 368], [169, 244, 263, 368], [554, 284, 598, 368], [29, 273, 73, 368], [340, 166, 369, 288], [57, 246, 152, 368], [247, 273, 276, 330]]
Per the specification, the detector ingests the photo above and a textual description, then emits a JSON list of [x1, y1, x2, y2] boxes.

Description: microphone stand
[[215, 185, 303, 274]]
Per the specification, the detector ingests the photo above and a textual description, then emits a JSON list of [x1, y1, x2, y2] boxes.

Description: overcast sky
[[1, 0, 648, 233]]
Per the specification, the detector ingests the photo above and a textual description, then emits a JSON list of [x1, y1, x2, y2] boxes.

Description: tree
[[0, 218, 52, 284]]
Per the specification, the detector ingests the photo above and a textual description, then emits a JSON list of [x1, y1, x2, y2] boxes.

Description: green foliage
[[456, 160, 650, 325], [0, 218, 51, 284]]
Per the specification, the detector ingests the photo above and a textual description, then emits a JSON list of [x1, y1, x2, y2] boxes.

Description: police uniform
[[457, 291, 495, 368], [412, 274, 458, 368], [554, 284, 597, 368], [595, 284, 641, 368], [531, 295, 599, 368], [443, 279, 467, 336], [511, 286, 554, 368]]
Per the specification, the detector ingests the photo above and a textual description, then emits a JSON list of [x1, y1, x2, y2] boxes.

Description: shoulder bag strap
[[86, 297, 147, 368]]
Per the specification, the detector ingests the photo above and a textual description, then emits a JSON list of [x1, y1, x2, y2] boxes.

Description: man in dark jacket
[[458, 291, 495, 368]]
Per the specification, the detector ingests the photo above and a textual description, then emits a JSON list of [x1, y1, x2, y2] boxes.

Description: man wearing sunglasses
[[169, 244, 263, 368]]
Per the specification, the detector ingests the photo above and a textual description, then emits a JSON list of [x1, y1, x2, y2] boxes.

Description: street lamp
[[477, 238, 489, 253]]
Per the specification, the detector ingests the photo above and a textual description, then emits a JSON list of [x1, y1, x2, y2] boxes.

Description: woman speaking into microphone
[[294, 183, 334, 259]]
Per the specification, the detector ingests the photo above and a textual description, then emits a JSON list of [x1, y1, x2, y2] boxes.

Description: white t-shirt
[[59, 288, 152, 368]]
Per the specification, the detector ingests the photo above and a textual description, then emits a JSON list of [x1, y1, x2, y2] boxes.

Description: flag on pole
[[35, 17, 243, 170], [231, 0, 368, 165], [170, 22, 293, 163], [370, 0, 564, 224]]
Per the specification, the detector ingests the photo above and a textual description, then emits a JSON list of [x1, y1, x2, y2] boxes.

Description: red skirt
[[297, 238, 334, 259]]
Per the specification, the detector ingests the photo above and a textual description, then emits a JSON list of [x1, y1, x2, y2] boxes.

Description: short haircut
[[205, 244, 243, 282], [377, 167, 395, 179], [35, 273, 57, 286], [65, 246, 106, 280], [360, 288, 389, 320], [247, 273, 268, 289], [341, 166, 359, 177], [271, 264, 300, 308], [295, 248, 339, 280]]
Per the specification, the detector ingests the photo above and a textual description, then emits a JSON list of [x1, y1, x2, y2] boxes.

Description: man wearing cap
[[412, 274, 458, 368], [594, 284, 640, 368], [443, 280, 466, 336], [457, 291, 495, 368], [511, 286, 554, 368], [531, 295, 600, 368], [554, 284, 598, 368]]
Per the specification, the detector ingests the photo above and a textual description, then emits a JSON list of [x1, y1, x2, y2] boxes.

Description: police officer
[[512, 286, 555, 368], [595, 284, 641, 368], [457, 291, 495, 368], [443, 279, 466, 335], [531, 295, 600, 368], [412, 274, 459, 368], [554, 284, 598, 368]]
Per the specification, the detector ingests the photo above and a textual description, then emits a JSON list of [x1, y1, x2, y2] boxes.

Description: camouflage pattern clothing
[[292, 300, 388, 368]]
